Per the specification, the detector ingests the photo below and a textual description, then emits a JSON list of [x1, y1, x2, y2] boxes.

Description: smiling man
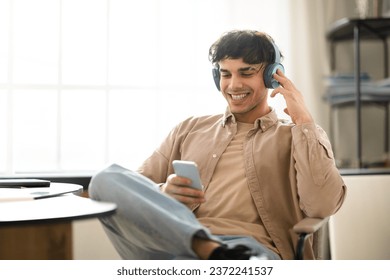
[[219, 61, 269, 122], [89, 30, 347, 260]]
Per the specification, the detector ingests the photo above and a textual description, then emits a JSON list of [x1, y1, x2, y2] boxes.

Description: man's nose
[[229, 75, 243, 89]]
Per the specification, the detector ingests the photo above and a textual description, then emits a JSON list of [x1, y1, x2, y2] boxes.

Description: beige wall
[[329, 174, 390, 260], [72, 219, 120, 260]]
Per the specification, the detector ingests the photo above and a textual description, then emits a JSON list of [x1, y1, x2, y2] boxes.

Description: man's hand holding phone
[[161, 160, 206, 206]]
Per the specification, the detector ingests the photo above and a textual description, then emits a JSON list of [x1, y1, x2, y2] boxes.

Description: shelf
[[327, 17, 390, 41], [325, 81, 390, 105], [327, 17, 390, 169], [325, 94, 390, 106], [340, 168, 390, 176]]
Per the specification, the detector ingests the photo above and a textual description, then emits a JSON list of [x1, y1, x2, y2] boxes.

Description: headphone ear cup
[[264, 63, 285, 89], [212, 68, 221, 91]]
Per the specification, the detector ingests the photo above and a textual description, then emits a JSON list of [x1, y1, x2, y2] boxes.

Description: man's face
[[218, 58, 269, 123]]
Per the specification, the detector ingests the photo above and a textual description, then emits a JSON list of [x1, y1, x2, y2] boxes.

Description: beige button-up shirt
[[138, 108, 347, 259]]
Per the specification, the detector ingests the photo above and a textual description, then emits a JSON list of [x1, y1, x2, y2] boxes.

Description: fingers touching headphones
[[270, 69, 314, 125]]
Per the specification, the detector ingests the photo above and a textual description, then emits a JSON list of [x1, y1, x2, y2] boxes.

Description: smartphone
[[172, 160, 203, 190]]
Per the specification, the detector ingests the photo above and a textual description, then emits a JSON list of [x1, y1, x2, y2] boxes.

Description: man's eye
[[240, 71, 255, 77], [221, 73, 231, 78]]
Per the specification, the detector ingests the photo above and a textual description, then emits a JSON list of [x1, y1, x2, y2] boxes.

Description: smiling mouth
[[230, 93, 249, 101]]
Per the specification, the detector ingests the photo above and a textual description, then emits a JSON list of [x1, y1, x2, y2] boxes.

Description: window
[[0, 0, 290, 174]]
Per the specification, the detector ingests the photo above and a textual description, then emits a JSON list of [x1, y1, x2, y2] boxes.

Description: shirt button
[[303, 128, 309, 133], [212, 154, 217, 158]]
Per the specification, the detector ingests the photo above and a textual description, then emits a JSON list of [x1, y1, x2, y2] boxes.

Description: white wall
[[329, 174, 390, 260], [72, 219, 120, 260]]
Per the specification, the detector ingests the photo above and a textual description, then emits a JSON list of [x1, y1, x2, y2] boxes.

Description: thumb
[[270, 88, 278, 98]]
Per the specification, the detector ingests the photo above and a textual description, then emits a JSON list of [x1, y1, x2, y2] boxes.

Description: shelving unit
[[326, 17, 390, 168]]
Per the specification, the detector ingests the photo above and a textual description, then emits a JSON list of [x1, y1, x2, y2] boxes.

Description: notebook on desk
[[0, 182, 83, 202]]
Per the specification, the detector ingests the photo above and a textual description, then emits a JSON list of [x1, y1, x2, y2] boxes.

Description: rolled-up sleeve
[[292, 123, 347, 218]]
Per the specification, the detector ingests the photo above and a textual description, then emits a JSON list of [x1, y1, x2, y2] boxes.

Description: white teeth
[[231, 93, 247, 100]]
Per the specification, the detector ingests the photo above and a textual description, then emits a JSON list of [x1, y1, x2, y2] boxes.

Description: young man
[[89, 30, 346, 260]]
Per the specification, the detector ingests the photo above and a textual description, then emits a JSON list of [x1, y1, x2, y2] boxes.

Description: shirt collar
[[221, 107, 279, 132]]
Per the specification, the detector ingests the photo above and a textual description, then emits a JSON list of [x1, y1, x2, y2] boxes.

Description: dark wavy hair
[[208, 30, 282, 70]]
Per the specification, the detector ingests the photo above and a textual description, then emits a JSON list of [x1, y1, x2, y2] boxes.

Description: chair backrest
[[313, 222, 330, 260]]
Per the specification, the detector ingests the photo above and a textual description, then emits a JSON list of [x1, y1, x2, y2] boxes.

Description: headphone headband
[[272, 42, 280, 64]]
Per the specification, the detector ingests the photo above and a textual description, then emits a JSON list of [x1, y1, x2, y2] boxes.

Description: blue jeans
[[89, 164, 280, 260]]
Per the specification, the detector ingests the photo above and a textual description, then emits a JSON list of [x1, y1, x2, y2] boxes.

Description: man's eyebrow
[[219, 66, 258, 73], [239, 66, 258, 72]]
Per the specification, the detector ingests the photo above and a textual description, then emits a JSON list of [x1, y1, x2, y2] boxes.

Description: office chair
[[293, 216, 330, 260]]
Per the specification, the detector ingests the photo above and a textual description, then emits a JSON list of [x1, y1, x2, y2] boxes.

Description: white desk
[[0, 183, 116, 259], [0, 183, 116, 224]]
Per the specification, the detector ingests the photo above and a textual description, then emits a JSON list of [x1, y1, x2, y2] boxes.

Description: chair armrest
[[293, 217, 330, 234], [293, 217, 330, 260]]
